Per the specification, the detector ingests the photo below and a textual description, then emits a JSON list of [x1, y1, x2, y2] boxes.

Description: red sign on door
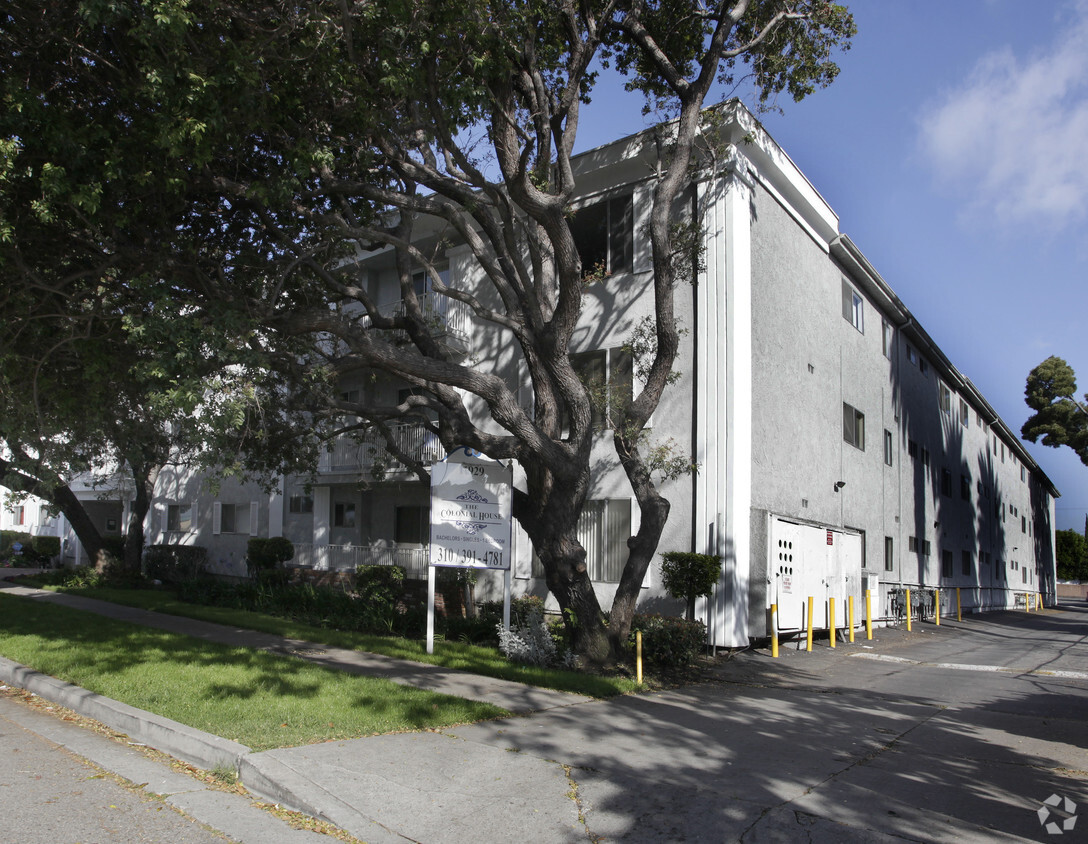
[[826, 530, 834, 546]]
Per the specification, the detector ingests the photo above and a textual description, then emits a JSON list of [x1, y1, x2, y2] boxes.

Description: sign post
[[427, 447, 513, 654]]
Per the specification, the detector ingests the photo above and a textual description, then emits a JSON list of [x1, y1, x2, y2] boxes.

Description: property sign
[[429, 447, 512, 570]]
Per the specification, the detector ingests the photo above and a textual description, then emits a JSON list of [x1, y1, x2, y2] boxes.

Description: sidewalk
[[2, 570, 1083, 842], [0, 571, 596, 840]]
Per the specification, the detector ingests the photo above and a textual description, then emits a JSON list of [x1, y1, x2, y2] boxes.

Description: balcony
[[292, 542, 428, 579], [360, 292, 470, 350], [318, 422, 444, 475]]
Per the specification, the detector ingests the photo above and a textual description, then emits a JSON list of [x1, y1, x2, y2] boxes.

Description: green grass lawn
[[0, 593, 507, 750], [32, 584, 636, 698]]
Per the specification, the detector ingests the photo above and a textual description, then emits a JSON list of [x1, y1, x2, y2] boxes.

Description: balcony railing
[[318, 422, 444, 474], [292, 542, 429, 579], [359, 292, 469, 343]]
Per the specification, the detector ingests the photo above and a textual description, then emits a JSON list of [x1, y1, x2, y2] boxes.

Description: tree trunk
[[123, 461, 160, 575], [0, 460, 106, 564], [51, 483, 106, 565]]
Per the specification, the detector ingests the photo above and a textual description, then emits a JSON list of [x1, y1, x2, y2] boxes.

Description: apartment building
[[8, 102, 1056, 648]]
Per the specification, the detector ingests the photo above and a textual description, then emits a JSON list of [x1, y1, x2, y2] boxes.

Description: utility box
[[861, 572, 880, 619], [768, 517, 863, 633]]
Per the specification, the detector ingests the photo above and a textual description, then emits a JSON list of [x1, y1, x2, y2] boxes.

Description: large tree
[[1055, 529, 1088, 581], [2, 0, 854, 661], [1022, 356, 1088, 467]]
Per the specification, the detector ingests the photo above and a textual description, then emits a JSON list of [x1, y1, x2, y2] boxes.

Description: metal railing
[[358, 292, 470, 342], [291, 542, 429, 579], [318, 422, 444, 474]]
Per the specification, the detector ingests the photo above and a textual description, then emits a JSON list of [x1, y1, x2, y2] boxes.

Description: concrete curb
[[238, 753, 403, 843], [0, 656, 251, 773]]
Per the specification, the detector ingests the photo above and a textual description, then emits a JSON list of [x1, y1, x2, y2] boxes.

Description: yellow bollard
[[770, 604, 779, 659], [865, 589, 873, 640], [935, 589, 940, 626], [956, 587, 962, 622], [636, 631, 643, 685], [848, 596, 855, 643], [806, 596, 814, 652], [829, 597, 836, 648], [905, 587, 912, 632]]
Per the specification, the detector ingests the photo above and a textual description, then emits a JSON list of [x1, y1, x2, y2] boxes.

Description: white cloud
[[919, 2, 1088, 228]]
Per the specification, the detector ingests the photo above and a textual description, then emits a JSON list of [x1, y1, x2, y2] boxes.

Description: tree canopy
[[1022, 356, 1088, 467], [2, 0, 854, 660]]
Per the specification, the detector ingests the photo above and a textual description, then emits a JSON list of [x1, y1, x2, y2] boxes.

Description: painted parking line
[[850, 652, 1088, 680]]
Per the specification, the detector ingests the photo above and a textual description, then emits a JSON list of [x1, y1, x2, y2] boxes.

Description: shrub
[[497, 596, 575, 668], [145, 544, 208, 583], [660, 551, 720, 620], [1, 530, 56, 564], [246, 537, 295, 579], [355, 564, 406, 632], [629, 613, 706, 667]]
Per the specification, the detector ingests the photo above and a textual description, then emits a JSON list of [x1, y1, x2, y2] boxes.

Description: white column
[[695, 147, 755, 649], [313, 486, 331, 546]]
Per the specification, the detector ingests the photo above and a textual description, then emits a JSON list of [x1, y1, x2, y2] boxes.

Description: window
[[841, 279, 864, 332], [907, 344, 919, 366], [940, 468, 952, 497], [334, 502, 356, 528], [938, 382, 952, 415], [216, 502, 254, 535], [1021, 465, 1026, 482], [883, 429, 893, 466], [570, 347, 633, 431], [884, 536, 894, 572], [960, 399, 969, 428], [167, 503, 193, 533], [908, 536, 918, 553], [12, 505, 24, 526], [881, 320, 894, 359], [962, 550, 972, 576], [942, 549, 953, 578], [394, 505, 429, 545], [1021, 515, 1027, 534], [289, 495, 314, 514], [843, 403, 865, 450], [960, 474, 970, 501], [571, 194, 633, 276], [532, 499, 632, 582], [577, 499, 631, 582]]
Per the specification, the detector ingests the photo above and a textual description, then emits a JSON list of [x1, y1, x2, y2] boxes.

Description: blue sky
[[577, 0, 1088, 533]]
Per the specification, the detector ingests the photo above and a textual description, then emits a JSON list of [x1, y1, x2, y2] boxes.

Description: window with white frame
[[571, 194, 633, 276], [843, 403, 865, 450], [532, 499, 631, 583], [841, 279, 864, 332], [960, 398, 969, 428], [216, 502, 255, 535], [938, 382, 952, 415], [166, 503, 194, 533], [12, 505, 25, 526], [569, 347, 633, 431], [881, 319, 893, 359]]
